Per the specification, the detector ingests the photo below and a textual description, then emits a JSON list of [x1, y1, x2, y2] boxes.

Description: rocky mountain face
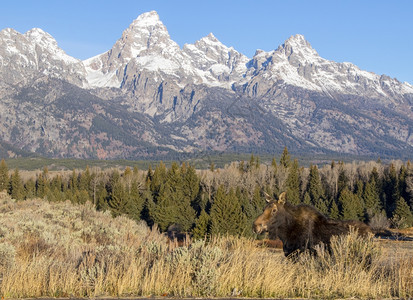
[[1, 11, 412, 160], [0, 28, 87, 87]]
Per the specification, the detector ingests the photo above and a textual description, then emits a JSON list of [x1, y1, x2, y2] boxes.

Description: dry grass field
[[0, 191, 412, 299]]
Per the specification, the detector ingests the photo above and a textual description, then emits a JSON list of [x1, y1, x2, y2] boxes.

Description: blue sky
[[1, 0, 412, 84]]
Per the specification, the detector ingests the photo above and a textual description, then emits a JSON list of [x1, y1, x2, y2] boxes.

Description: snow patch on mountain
[[183, 32, 249, 86], [25, 28, 79, 64], [242, 34, 413, 101], [2, 10, 412, 107], [0, 27, 86, 86]]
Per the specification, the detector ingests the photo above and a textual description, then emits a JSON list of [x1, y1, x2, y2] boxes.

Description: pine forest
[[2, 148, 413, 236]]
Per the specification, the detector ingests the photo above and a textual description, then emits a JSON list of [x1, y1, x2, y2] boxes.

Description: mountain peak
[[278, 34, 318, 58], [106, 10, 174, 62], [23, 28, 79, 64], [123, 11, 171, 47], [25, 28, 57, 45], [0, 27, 19, 36], [131, 11, 162, 28], [197, 32, 227, 49], [285, 34, 308, 44], [203, 32, 219, 42], [26, 27, 49, 36], [283, 34, 314, 49]]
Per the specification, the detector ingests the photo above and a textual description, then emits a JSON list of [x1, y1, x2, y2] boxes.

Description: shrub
[[0, 193, 411, 298], [0, 242, 16, 270]]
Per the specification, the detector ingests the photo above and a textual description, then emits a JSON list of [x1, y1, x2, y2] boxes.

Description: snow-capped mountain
[[84, 11, 248, 90], [183, 32, 249, 85], [0, 11, 413, 160], [0, 27, 86, 87], [82, 12, 413, 121], [240, 34, 413, 105], [83, 11, 244, 119]]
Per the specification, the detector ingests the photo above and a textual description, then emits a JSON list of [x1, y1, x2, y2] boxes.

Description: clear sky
[[1, 0, 412, 84]]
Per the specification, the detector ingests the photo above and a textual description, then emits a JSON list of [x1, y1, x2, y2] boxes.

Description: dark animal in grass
[[253, 192, 372, 257]]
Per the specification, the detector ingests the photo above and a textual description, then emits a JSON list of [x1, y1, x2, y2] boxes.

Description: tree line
[[1, 148, 413, 238]]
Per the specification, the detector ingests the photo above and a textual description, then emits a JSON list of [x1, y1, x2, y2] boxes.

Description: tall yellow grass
[[0, 191, 412, 298]]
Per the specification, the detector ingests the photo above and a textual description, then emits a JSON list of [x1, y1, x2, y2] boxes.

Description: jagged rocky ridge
[[0, 11, 412, 159]]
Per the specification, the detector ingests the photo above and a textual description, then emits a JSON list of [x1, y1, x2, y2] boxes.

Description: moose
[[253, 192, 372, 257]]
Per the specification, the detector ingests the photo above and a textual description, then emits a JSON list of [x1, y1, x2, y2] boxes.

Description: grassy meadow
[[0, 191, 412, 299]]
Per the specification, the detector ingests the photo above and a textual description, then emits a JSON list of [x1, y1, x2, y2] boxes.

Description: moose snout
[[253, 222, 266, 234]]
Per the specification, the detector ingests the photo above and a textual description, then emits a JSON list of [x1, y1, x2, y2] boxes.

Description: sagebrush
[[0, 192, 412, 298]]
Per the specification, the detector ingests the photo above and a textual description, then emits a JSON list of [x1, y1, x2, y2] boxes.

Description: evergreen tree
[[363, 177, 381, 218], [146, 164, 153, 184], [210, 186, 245, 236], [50, 175, 63, 192], [78, 166, 91, 192], [133, 166, 139, 176], [271, 157, 277, 171], [125, 180, 144, 221], [286, 159, 300, 205], [173, 164, 199, 231], [35, 173, 48, 198], [150, 181, 181, 231], [237, 186, 251, 218], [24, 178, 36, 199], [182, 164, 200, 208], [248, 153, 255, 170], [48, 175, 64, 202], [123, 166, 132, 178], [255, 155, 260, 169], [316, 197, 329, 215], [9, 168, 24, 200], [354, 180, 366, 219], [95, 178, 108, 211], [329, 200, 340, 219], [107, 170, 128, 217], [76, 190, 90, 204], [307, 165, 328, 214], [192, 210, 210, 240], [150, 161, 167, 199], [383, 163, 399, 216], [68, 169, 78, 196], [370, 167, 380, 188], [279, 146, 291, 168], [150, 163, 196, 231], [141, 188, 156, 227], [173, 163, 196, 231], [0, 159, 8, 192], [355, 180, 364, 198], [337, 164, 349, 196], [404, 162, 413, 210], [338, 187, 360, 220], [251, 185, 265, 215], [238, 186, 263, 236], [303, 192, 311, 205], [392, 197, 413, 228], [307, 165, 323, 203], [42, 166, 49, 181], [370, 166, 384, 207], [398, 164, 409, 204]]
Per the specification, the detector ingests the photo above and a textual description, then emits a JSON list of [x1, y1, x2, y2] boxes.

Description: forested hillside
[[1, 148, 413, 236]]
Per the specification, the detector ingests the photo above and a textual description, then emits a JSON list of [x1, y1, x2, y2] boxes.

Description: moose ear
[[264, 192, 272, 203], [278, 192, 286, 204]]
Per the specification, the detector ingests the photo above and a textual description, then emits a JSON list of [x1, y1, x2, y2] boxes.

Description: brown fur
[[253, 192, 372, 257]]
